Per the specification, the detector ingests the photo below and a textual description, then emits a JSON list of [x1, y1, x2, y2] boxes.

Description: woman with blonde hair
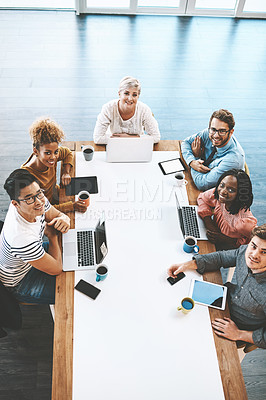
[[93, 76, 160, 144]]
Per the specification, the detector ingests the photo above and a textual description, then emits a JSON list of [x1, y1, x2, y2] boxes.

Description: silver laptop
[[175, 192, 208, 240], [106, 136, 153, 163], [62, 219, 108, 271]]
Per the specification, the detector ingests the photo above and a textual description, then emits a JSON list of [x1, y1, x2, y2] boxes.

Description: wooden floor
[[0, 10, 265, 400]]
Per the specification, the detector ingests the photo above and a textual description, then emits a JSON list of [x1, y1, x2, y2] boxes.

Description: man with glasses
[[0, 169, 70, 304], [181, 109, 245, 191]]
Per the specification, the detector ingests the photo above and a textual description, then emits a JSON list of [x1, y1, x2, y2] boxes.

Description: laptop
[[106, 136, 153, 163], [62, 218, 108, 271], [175, 192, 208, 240]]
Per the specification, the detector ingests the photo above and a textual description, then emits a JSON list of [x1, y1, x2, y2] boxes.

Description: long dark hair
[[214, 169, 253, 215]]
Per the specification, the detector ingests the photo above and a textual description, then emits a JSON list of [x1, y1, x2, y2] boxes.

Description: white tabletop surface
[[72, 151, 224, 400]]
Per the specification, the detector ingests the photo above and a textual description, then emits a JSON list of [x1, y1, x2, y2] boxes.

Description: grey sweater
[[194, 245, 266, 349]]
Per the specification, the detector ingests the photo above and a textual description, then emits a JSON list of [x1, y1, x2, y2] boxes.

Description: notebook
[[62, 218, 108, 271], [175, 192, 208, 240], [106, 136, 153, 163]]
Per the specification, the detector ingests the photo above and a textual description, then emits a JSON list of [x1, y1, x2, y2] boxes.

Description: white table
[[71, 151, 224, 400]]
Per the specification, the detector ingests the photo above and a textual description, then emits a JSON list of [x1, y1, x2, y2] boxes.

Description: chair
[[0, 220, 22, 337], [244, 161, 250, 176], [237, 341, 258, 363], [0, 280, 22, 338]]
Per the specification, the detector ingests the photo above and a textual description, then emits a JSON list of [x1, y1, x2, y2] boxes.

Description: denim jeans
[[8, 242, 56, 304]]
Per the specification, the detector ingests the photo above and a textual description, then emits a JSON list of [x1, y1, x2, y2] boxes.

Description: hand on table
[[111, 133, 140, 138], [167, 260, 197, 278], [190, 160, 211, 173], [191, 137, 204, 159], [48, 213, 70, 233], [212, 317, 241, 341], [61, 173, 71, 186]]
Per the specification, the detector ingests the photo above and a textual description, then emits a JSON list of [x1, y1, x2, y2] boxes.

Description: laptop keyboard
[[77, 230, 95, 266], [181, 206, 200, 238]]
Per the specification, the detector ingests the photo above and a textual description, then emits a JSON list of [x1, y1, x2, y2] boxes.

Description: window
[[138, 1, 180, 7], [0, 0, 75, 8], [86, 0, 130, 8], [243, 0, 266, 13], [1, 0, 265, 18], [194, 0, 237, 10]]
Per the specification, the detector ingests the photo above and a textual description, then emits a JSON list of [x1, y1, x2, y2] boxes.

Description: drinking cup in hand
[[78, 190, 90, 207]]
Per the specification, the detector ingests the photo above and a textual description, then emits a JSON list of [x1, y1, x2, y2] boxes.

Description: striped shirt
[[0, 198, 51, 287]]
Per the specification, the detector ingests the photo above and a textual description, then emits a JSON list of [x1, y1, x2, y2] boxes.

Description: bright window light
[[244, 0, 266, 12], [0, 0, 75, 7], [86, 0, 130, 7], [138, 0, 180, 7], [195, 0, 236, 9]]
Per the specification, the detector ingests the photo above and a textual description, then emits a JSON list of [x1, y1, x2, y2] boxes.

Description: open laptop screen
[[175, 192, 185, 237], [106, 136, 153, 163], [95, 220, 108, 264]]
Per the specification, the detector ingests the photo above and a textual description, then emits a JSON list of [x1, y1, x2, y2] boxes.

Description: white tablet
[[158, 158, 186, 175], [189, 279, 227, 310]]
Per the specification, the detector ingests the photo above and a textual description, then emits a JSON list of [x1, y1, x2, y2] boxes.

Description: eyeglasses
[[17, 189, 45, 205], [209, 127, 230, 136]]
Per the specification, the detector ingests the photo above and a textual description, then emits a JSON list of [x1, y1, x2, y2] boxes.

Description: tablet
[[158, 158, 186, 175], [189, 279, 227, 310], [65, 176, 98, 196]]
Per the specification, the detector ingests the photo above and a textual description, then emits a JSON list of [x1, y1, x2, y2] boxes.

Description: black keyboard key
[[77, 230, 95, 266]]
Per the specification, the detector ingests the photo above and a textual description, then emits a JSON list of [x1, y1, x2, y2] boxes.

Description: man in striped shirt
[[0, 169, 70, 304]]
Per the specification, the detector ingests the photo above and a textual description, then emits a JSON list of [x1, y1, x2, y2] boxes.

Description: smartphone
[[167, 272, 186, 285], [75, 279, 101, 300]]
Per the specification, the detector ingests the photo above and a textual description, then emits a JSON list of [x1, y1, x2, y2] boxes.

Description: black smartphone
[[75, 279, 101, 300], [167, 272, 186, 285]]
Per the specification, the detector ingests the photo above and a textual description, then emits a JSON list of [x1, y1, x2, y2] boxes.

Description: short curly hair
[[29, 117, 65, 149]]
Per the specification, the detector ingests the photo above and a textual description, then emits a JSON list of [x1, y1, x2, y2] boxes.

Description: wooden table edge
[[52, 141, 75, 400]]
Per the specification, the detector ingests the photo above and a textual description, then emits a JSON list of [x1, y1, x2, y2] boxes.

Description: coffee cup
[[177, 297, 195, 314], [183, 236, 199, 254], [78, 190, 90, 207], [174, 172, 188, 187], [96, 264, 108, 282], [82, 145, 94, 161]]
